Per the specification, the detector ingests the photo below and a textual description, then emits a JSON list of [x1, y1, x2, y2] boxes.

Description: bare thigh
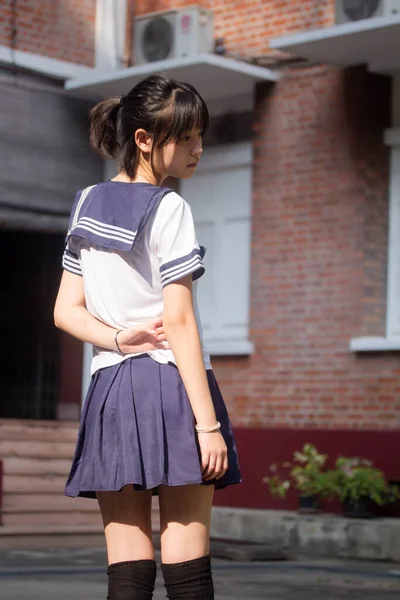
[[158, 484, 214, 564], [97, 485, 154, 565]]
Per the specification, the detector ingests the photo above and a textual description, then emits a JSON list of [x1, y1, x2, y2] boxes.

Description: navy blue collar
[[66, 181, 172, 252]]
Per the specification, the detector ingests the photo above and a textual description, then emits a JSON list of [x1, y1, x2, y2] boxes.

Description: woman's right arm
[[54, 270, 167, 353], [162, 274, 228, 481]]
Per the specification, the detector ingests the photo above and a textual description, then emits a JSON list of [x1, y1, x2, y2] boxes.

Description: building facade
[[0, 0, 399, 522]]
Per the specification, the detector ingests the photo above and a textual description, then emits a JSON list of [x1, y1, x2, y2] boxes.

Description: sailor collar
[[66, 181, 172, 253]]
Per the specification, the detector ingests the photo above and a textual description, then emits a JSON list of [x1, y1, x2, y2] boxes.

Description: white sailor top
[[62, 181, 211, 375]]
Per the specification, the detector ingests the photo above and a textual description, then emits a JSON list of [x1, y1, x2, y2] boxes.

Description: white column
[[384, 130, 400, 338], [384, 73, 400, 339], [95, 0, 127, 70], [81, 343, 93, 406]]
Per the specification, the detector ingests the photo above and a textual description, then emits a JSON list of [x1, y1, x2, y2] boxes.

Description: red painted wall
[[214, 427, 400, 516], [0, 459, 2, 525], [58, 333, 84, 415]]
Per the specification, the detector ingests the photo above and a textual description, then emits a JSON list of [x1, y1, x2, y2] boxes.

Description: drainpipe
[[122, 0, 135, 67]]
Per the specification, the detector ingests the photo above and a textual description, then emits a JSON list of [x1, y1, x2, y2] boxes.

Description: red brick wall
[[0, 0, 96, 66], [8, 0, 394, 433], [136, 0, 335, 58], [133, 1, 398, 432], [213, 65, 395, 431]]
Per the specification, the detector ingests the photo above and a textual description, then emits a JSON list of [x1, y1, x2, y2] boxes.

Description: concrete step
[[4, 474, 66, 493], [0, 505, 161, 549], [0, 524, 105, 549], [0, 419, 163, 532], [4, 457, 71, 477], [3, 493, 100, 512], [0, 419, 78, 443], [3, 510, 103, 527], [0, 440, 75, 460]]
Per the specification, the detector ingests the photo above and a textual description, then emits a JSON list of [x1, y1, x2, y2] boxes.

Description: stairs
[[0, 419, 102, 527], [0, 419, 160, 548]]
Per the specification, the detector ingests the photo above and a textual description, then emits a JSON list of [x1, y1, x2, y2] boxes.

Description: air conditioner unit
[[336, 0, 400, 23], [134, 6, 214, 66]]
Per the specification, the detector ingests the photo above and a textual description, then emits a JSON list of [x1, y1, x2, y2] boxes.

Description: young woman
[[54, 74, 241, 600]]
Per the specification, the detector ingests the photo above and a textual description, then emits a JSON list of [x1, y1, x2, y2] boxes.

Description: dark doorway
[[0, 230, 64, 419]]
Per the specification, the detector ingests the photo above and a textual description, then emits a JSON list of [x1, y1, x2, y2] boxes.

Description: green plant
[[326, 456, 399, 506], [263, 443, 328, 499]]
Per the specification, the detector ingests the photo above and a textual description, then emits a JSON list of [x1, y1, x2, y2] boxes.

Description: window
[[350, 128, 400, 351], [181, 143, 254, 355], [102, 144, 254, 356]]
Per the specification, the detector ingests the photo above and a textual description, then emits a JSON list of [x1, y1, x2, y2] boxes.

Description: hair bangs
[[157, 84, 209, 147]]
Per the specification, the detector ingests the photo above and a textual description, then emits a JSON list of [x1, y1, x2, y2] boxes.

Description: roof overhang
[[65, 53, 279, 105], [270, 16, 400, 74]]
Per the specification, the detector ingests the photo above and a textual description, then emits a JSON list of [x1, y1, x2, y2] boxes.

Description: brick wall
[[5, 0, 396, 432], [213, 66, 396, 431], [134, 0, 399, 431], [0, 0, 96, 66], [136, 0, 335, 58]]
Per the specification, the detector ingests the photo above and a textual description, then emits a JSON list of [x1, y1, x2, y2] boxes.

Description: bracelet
[[195, 421, 221, 433], [114, 329, 123, 353]]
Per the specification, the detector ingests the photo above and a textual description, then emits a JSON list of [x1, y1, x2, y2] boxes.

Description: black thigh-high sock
[[161, 555, 214, 599], [107, 559, 157, 600]]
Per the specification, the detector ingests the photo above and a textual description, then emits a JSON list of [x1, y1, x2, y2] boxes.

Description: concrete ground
[[1, 546, 400, 599]]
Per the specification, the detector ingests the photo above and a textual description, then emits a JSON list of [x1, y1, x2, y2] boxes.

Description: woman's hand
[[117, 317, 169, 354], [197, 430, 228, 481]]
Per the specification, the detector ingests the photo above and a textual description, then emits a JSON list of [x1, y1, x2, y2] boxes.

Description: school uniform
[[62, 181, 241, 498]]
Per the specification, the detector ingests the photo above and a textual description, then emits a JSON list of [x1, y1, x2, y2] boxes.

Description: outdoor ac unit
[[134, 6, 214, 65], [336, 0, 400, 23]]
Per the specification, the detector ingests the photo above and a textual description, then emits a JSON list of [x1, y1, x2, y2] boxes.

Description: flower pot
[[298, 495, 319, 513], [343, 497, 371, 519]]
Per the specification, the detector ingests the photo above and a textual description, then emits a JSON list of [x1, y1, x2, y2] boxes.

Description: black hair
[[89, 74, 209, 178]]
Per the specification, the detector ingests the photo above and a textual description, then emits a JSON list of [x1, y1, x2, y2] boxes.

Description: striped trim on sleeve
[[62, 249, 82, 276], [160, 248, 205, 288]]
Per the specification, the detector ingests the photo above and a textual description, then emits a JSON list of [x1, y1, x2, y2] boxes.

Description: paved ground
[[1, 546, 400, 599]]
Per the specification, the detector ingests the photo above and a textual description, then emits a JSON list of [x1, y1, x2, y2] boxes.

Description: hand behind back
[[117, 317, 169, 353]]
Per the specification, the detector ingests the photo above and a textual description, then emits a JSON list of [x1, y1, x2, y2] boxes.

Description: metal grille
[[0, 230, 64, 419]]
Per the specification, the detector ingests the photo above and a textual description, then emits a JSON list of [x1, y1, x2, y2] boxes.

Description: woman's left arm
[[54, 270, 167, 353]]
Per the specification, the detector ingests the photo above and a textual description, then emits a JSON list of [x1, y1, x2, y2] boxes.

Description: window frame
[[350, 127, 400, 352], [181, 142, 254, 357]]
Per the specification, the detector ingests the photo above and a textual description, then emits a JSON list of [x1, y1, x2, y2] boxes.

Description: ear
[[135, 129, 152, 153]]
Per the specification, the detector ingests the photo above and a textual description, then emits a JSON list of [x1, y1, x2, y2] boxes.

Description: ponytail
[[87, 75, 208, 179], [89, 97, 122, 159]]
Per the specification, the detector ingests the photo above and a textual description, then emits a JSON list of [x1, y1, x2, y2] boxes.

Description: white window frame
[[182, 142, 254, 356], [386, 129, 400, 339], [350, 127, 400, 352]]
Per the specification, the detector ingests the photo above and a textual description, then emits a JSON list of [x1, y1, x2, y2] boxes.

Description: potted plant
[[326, 456, 399, 518], [263, 443, 329, 512]]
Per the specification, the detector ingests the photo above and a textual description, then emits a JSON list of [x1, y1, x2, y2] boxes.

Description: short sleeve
[[151, 192, 205, 288], [62, 247, 82, 276], [62, 190, 83, 276]]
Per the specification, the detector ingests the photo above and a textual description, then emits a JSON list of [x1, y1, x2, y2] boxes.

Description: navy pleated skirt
[[65, 355, 241, 498]]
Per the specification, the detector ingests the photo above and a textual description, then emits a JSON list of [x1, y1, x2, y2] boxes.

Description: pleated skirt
[[64, 355, 241, 498]]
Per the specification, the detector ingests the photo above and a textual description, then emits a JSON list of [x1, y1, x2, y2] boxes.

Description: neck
[[112, 169, 164, 186]]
